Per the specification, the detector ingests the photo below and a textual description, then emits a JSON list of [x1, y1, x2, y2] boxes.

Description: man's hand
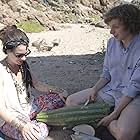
[[97, 111, 119, 127], [90, 88, 98, 102]]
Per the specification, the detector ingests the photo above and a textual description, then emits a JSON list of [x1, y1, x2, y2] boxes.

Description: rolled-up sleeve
[[122, 59, 140, 98], [100, 40, 111, 81]]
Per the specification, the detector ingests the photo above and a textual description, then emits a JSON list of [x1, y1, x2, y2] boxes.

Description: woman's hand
[[49, 86, 69, 103], [97, 111, 119, 127], [21, 122, 40, 140]]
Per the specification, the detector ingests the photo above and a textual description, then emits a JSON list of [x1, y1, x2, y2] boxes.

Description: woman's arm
[[0, 77, 15, 124], [30, 70, 68, 102], [31, 73, 50, 93], [0, 75, 40, 139], [0, 76, 30, 128]]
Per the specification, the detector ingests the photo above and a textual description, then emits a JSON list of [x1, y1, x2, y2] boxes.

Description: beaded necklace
[[5, 60, 30, 110]]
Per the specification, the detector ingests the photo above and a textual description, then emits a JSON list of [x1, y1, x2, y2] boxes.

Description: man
[[66, 4, 140, 140]]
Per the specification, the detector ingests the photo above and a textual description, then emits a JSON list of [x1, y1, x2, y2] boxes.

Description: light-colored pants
[[97, 88, 140, 108]]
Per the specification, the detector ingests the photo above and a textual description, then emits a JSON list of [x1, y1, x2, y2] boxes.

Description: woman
[[66, 4, 140, 140], [0, 25, 66, 140]]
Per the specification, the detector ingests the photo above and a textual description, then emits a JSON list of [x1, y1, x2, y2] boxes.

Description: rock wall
[[132, 0, 140, 8], [0, 0, 119, 30]]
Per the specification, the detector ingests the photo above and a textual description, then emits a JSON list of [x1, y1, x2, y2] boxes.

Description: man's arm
[[97, 59, 140, 126], [92, 77, 110, 92], [97, 95, 132, 126], [113, 95, 133, 117], [91, 42, 111, 96]]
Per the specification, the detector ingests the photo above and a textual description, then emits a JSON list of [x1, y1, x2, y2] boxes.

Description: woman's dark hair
[[21, 61, 34, 98], [104, 4, 140, 35], [0, 25, 29, 54], [0, 25, 34, 94]]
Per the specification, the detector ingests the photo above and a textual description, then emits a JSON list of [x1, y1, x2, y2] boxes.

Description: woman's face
[[108, 18, 131, 41], [7, 44, 30, 65]]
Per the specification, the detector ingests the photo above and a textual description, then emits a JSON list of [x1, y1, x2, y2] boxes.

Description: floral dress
[[0, 93, 65, 140]]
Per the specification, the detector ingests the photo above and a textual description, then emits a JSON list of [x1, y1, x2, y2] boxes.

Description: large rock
[[132, 0, 140, 8], [0, 0, 120, 29]]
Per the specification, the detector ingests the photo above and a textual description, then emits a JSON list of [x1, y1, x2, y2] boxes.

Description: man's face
[[108, 18, 130, 41]]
